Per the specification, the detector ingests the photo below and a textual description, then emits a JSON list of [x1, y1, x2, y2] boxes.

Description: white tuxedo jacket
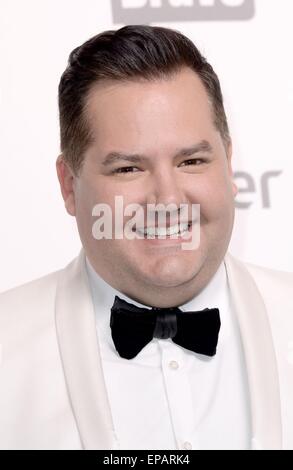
[[0, 249, 293, 450]]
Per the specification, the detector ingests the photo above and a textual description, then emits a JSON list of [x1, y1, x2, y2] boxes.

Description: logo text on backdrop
[[112, 0, 255, 24]]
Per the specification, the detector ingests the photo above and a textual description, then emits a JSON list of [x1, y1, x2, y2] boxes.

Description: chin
[[148, 273, 197, 288], [143, 261, 200, 288]]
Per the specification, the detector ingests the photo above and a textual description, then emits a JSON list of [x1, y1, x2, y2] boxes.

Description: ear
[[56, 154, 76, 216], [225, 140, 238, 198]]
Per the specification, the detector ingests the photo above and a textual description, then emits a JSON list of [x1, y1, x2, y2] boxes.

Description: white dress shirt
[[85, 257, 251, 450]]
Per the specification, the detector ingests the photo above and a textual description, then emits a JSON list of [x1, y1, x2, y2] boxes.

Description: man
[[0, 25, 292, 450]]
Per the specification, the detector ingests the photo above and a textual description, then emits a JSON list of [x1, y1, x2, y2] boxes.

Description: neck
[[86, 255, 224, 309]]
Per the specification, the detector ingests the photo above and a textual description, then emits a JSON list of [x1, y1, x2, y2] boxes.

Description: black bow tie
[[110, 295, 221, 360]]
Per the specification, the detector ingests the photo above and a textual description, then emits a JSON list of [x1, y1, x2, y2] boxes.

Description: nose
[[146, 167, 189, 220]]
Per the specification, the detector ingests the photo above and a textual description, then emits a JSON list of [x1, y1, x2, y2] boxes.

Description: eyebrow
[[101, 140, 213, 166]]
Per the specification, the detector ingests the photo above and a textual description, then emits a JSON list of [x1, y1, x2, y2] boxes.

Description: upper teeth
[[136, 222, 190, 237]]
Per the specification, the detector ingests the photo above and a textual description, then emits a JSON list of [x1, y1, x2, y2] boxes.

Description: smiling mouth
[[132, 221, 193, 238]]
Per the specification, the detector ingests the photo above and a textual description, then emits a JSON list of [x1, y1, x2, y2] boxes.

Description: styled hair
[[58, 25, 230, 176]]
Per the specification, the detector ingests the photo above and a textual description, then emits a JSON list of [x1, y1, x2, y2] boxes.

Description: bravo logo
[[112, 0, 255, 24]]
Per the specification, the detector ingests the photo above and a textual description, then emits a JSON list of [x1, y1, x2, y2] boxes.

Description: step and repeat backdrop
[[0, 0, 292, 291]]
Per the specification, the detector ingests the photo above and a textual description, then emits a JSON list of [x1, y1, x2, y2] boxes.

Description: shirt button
[[183, 441, 192, 450], [169, 360, 179, 370]]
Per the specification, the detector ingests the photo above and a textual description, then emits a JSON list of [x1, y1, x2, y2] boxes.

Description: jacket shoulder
[[0, 269, 63, 336], [0, 269, 61, 306], [226, 253, 293, 327], [243, 260, 293, 296]]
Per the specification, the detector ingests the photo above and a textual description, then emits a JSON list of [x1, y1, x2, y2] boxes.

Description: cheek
[[195, 174, 235, 223], [75, 191, 94, 224], [74, 182, 105, 239], [75, 182, 134, 242]]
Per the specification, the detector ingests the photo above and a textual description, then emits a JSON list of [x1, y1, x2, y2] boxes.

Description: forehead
[[84, 67, 216, 146]]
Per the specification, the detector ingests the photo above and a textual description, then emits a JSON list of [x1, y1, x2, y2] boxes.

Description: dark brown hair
[[58, 25, 230, 176]]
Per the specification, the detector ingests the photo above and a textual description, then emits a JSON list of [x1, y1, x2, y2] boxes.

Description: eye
[[112, 166, 140, 174], [180, 158, 204, 167]]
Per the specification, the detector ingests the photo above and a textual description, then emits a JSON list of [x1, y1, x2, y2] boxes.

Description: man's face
[[57, 67, 237, 307]]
